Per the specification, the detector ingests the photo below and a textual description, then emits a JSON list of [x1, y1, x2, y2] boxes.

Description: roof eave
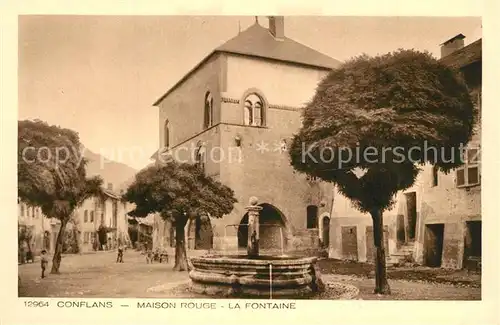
[[152, 50, 339, 107], [439, 38, 482, 68], [220, 50, 339, 71], [152, 50, 219, 106]]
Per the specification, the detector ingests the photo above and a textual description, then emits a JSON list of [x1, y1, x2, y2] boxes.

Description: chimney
[[268, 16, 284, 40], [107, 183, 113, 191], [441, 33, 465, 58]]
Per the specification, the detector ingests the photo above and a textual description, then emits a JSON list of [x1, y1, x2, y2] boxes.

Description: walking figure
[[116, 245, 124, 263], [40, 250, 49, 278], [145, 250, 153, 264]]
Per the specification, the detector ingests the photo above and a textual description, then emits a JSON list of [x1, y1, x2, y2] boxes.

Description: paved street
[[18, 251, 480, 300], [18, 250, 190, 298]]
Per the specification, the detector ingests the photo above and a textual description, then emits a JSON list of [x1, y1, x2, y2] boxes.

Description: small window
[[20, 204, 25, 217], [432, 165, 439, 187], [164, 120, 170, 149], [90, 211, 95, 223], [204, 92, 214, 129], [243, 93, 264, 126], [83, 232, 90, 244], [456, 147, 480, 188], [307, 205, 319, 229], [84, 210, 88, 223]]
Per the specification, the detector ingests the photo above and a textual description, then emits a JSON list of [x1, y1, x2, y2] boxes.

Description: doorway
[[341, 226, 358, 261], [424, 223, 444, 267], [396, 214, 406, 247], [237, 203, 287, 251], [195, 216, 213, 250], [322, 216, 330, 247], [464, 221, 481, 268], [405, 192, 417, 241]]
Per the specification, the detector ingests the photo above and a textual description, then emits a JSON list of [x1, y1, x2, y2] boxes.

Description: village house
[[328, 34, 481, 270], [151, 16, 341, 253], [18, 182, 131, 256], [17, 201, 58, 259], [77, 183, 131, 252]]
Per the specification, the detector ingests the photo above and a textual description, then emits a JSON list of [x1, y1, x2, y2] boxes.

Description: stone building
[[328, 34, 482, 270], [18, 201, 58, 258], [77, 183, 131, 252], [151, 17, 341, 254], [18, 182, 131, 255]]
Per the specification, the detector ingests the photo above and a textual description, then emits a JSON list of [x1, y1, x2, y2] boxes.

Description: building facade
[[18, 183, 131, 256], [328, 35, 482, 270], [152, 17, 341, 254], [77, 183, 131, 252], [18, 202, 58, 259]]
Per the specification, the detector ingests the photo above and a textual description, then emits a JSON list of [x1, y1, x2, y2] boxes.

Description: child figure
[[40, 250, 49, 278], [146, 250, 153, 264], [116, 245, 124, 263]]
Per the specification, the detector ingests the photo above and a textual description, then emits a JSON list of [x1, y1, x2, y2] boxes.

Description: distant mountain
[[83, 148, 138, 193]]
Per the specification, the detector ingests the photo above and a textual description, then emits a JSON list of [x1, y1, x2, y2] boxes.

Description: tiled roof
[[216, 22, 341, 70], [153, 22, 341, 106], [103, 188, 121, 200], [440, 38, 482, 69]]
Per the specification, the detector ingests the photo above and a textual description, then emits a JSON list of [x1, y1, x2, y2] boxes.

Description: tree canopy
[[289, 49, 476, 213], [124, 161, 237, 222], [18, 120, 103, 219], [124, 161, 237, 271], [18, 119, 104, 273]]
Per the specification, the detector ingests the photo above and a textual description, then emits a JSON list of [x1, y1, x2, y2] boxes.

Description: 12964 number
[[24, 301, 49, 308]]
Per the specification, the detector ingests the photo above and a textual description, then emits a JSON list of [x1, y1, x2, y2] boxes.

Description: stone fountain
[[189, 197, 325, 298]]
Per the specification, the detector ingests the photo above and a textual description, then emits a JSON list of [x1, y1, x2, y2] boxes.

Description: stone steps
[[388, 242, 415, 267]]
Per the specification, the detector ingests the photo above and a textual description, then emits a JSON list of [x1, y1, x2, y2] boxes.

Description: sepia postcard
[[1, 1, 499, 325]]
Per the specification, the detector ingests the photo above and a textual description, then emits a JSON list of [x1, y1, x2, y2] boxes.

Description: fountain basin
[[189, 255, 321, 298]]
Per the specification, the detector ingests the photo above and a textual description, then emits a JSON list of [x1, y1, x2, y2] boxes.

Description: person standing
[[116, 245, 124, 263], [40, 250, 49, 278]]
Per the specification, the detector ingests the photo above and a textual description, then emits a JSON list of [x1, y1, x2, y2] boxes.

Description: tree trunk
[[173, 215, 189, 271], [51, 218, 68, 274], [370, 209, 391, 295]]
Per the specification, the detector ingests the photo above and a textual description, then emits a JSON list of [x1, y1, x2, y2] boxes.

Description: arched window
[[195, 141, 206, 173], [164, 120, 170, 149], [306, 205, 318, 229], [243, 93, 264, 126], [204, 92, 214, 129]]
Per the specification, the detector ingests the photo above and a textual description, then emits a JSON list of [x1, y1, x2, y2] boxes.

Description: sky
[[18, 16, 482, 170]]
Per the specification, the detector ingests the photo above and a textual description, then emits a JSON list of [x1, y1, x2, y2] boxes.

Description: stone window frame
[[203, 91, 214, 129], [456, 146, 480, 188], [240, 88, 268, 127]]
